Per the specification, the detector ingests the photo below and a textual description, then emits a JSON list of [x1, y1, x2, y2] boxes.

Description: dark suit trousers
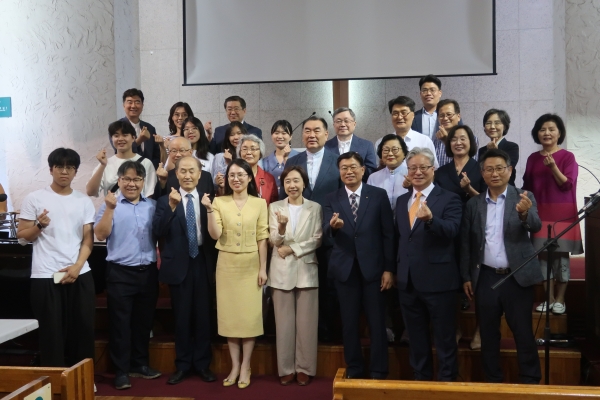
[[106, 261, 159, 374], [30, 272, 95, 367], [317, 246, 338, 338], [476, 266, 541, 384], [169, 249, 212, 372], [399, 280, 458, 381], [335, 262, 388, 378]]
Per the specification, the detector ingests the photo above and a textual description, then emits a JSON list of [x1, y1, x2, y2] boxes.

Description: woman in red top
[[237, 134, 278, 207]]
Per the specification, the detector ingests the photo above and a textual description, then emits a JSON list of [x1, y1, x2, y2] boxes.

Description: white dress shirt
[[374, 129, 439, 168], [367, 165, 409, 210], [306, 147, 325, 190], [129, 119, 143, 152], [338, 135, 353, 155], [345, 183, 363, 208], [180, 187, 202, 244], [483, 188, 509, 269]]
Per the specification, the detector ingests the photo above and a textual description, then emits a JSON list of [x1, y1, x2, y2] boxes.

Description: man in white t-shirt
[[87, 120, 157, 198], [17, 148, 96, 367]]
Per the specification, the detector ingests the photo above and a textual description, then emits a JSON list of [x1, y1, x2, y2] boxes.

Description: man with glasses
[[17, 148, 96, 367], [87, 120, 157, 199], [94, 161, 161, 390], [323, 151, 395, 379], [325, 107, 377, 181], [434, 99, 478, 167], [374, 96, 439, 168], [206, 95, 262, 154], [461, 148, 542, 384], [395, 147, 462, 381]]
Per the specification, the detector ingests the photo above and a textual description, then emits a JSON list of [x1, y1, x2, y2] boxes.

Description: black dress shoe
[[114, 373, 131, 390], [197, 368, 216, 382], [129, 365, 162, 379], [370, 373, 388, 380], [345, 372, 365, 379], [167, 370, 191, 385]]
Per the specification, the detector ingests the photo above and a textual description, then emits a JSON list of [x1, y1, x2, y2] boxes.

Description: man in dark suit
[[109, 88, 165, 169], [461, 148, 542, 383], [395, 147, 463, 381], [323, 151, 394, 379], [153, 156, 217, 385], [206, 95, 262, 154], [285, 116, 342, 341], [324, 107, 377, 181]]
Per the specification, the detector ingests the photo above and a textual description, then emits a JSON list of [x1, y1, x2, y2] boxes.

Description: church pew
[[1, 376, 49, 400]]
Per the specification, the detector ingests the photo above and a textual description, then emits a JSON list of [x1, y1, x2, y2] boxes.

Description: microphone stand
[[492, 198, 600, 385]]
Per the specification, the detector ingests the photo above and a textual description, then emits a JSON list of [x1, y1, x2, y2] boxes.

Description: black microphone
[[292, 111, 316, 133], [328, 110, 334, 119], [0, 194, 7, 202], [580, 189, 600, 213]]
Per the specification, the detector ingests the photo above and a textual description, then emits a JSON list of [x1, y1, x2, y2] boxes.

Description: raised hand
[[459, 172, 471, 191], [223, 149, 233, 164], [201, 192, 213, 211], [156, 162, 168, 182], [154, 134, 165, 146], [168, 187, 181, 211], [402, 175, 412, 189], [487, 137, 498, 149], [516, 190, 532, 214], [275, 211, 288, 234], [105, 192, 117, 210], [416, 200, 433, 221], [330, 212, 344, 230], [96, 149, 107, 166], [283, 144, 291, 158], [436, 125, 448, 142], [139, 126, 151, 142], [37, 209, 50, 228], [543, 152, 556, 169], [215, 172, 225, 188]]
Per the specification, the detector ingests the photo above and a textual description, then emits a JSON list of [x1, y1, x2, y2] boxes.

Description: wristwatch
[[36, 222, 44, 230]]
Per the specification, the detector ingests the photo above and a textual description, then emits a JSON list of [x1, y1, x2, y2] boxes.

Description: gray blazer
[[460, 185, 544, 289]]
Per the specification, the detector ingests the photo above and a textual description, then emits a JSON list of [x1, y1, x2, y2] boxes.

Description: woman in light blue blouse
[[261, 120, 299, 197]]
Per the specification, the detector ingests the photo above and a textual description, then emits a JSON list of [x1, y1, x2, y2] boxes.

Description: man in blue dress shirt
[[94, 161, 160, 390]]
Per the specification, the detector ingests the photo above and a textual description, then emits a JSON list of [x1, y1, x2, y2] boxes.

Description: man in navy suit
[[206, 95, 262, 154], [395, 147, 462, 381], [325, 107, 377, 181], [323, 151, 394, 379], [285, 116, 342, 341], [153, 156, 217, 385], [109, 89, 165, 169]]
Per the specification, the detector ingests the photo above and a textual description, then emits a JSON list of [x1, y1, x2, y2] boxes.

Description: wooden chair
[[1, 376, 49, 400]]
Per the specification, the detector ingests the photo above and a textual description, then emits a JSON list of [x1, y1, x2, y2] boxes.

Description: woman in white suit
[[268, 165, 322, 386]]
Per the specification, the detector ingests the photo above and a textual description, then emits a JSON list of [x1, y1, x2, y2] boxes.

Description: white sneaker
[[535, 301, 555, 312], [552, 302, 566, 314], [94, 384, 97, 393], [386, 328, 395, 343]]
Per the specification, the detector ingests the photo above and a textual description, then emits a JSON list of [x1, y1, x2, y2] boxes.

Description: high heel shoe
[[223, 371, 239, 387], [238, 369, 251, 389]]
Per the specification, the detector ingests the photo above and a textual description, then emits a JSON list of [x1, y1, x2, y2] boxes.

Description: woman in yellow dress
[[202, 158, 269, 389]]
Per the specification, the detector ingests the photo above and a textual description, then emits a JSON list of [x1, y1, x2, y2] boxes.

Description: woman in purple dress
[[522, 114, 583, 315]]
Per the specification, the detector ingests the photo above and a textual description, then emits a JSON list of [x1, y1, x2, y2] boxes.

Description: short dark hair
[[377, 133, 408, 160], [224, 159, 259, 197], [271, 120, 293, 136], [388, 96, 416, 113], [48, 148, 81, 170], [483, 109, 511, 136], [122, 88, 144, 103], [224, 95, 246, 109], [302, 115, 328, 131], [182, 116, 210, 160], [117, 160, 146, 179], [531, 113, 566, 145], [436, 99, 460, 114], [479, 148, 512, 169], [168, 102, 194, 135], [418, 74, 442, 90], [337, 151, 364, 167], [280, 165, 309, 189], [222, 121, 247, 153], [445, 125, 477, 158], [108, 120, 137, 138]]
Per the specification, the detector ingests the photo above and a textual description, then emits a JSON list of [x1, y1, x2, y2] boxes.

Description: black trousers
[[30, 272, 95, 367], [334, 262, 388, 378], [317, 246, 338, 339], [399, 281, 458, 381], [476, 266, 541, 383], [169, 250, 212, 372], [106, 261, 159, 374]]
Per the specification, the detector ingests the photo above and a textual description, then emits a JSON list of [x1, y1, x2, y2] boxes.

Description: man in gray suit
[[461, 148, 543, 384]]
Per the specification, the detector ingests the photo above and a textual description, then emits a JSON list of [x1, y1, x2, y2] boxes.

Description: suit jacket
[[323, 184, 395, 283], [411, 108, 463, 137], [477, 139, 519, 186], [460, 185, 543, 289], [324, 135, 378, 181], [153, 168, 214, 200], [153, 186, 217, 285], [110, 117, 162, 169], [395, 185, 463, 292], [209, 121, 262, 154], [434, 157, 487, 205], [267, 198, 323, 290]]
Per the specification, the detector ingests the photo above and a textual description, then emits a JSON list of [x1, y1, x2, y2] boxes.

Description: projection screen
[[183, 0, 495, 86]]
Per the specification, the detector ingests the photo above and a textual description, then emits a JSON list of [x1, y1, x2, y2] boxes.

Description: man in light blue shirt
[[94, 161, 160, 390]]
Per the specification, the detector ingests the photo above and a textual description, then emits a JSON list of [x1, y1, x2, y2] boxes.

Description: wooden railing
[[1, 376, 49, 400]]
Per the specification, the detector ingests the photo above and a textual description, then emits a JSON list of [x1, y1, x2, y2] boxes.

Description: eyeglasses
[[120, 177, 144, 184], [226, 107, 243, 112], [485, 121, 503, 127], [407, 165, 433, 173], [334, 119, 355, 125], [240, 147, 260, 154], [381, 147, 402, 155], [340, 165, 361, 173], [54, 165, 77, 172], [228, 173, 248, 180], [169, 148, 191, 154], [439, 113, 456, 120], [420, 88, 439, 94], [183, 127, 200, 133], [450, 136, 469, 143], [391, 110, 413, 118], [482, 166, 509, 175]]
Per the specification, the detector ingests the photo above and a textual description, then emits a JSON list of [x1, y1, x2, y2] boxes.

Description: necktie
[[350, 193, 358, 222], [186, 194, 199, 258], [408, 192, 422, 229]]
